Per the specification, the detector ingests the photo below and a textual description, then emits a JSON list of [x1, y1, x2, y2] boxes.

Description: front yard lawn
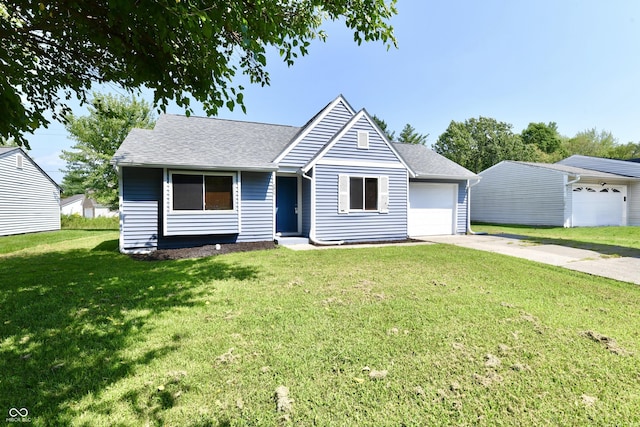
[[1, 231, 639, 426], [473, 223, 640, 255]]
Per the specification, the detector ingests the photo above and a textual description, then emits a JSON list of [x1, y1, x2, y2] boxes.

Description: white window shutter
[[338, 174, 350, 213], [379, 175, 389, 213], [357, 131, 369, 149]]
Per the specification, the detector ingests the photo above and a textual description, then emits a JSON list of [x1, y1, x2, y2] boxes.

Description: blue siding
[[121, 167, 162, 250], [279, 100, 353, 168], [323, 116, 399, 163], [238, 172, 275, 242], [314, 165, 408, 242], [0, 150, 60, 236], [302, 175, 311, 237], [164, 171, 239, 236], [456, 182, 468, 234]]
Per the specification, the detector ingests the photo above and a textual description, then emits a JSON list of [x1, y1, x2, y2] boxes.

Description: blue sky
[[27, 1, 640, 184]]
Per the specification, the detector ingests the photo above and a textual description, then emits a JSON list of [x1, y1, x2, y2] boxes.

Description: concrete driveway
[[422, 234, 640, 285]]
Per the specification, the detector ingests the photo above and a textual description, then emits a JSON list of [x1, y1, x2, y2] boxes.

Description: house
[[471, 157, 640, 227], [0, 147, 61, 236], [112, 95, 477, 252], [61, 194, 118, 218]]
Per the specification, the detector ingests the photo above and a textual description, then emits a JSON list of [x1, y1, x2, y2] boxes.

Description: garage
[[408, 182, 458, 236], [571, 184, 626, 226]]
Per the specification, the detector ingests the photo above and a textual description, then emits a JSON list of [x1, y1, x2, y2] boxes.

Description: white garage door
[[571, 184, 626, 226], [408, 183, 457, 236]]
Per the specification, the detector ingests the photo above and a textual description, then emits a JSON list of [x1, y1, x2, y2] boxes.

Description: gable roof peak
[[273, 94, 357, 163]]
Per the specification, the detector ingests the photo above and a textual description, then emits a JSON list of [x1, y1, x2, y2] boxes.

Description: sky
[[25, 0, 640, 184]]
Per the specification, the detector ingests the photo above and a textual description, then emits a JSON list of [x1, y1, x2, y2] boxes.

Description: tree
[[60, 93, 156, 210], [562, 128, 617, 158], [434, 117, 535, 173], [0, 1, 397, 147], [1, 136, 19, 147], [372, 115, 396, 141], [398, 123, 428, 145], [521, 122, 562, 154], [607, 141, 640, 159]]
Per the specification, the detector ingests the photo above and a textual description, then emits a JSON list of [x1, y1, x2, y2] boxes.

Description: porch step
[[276, 236, 310, 246]]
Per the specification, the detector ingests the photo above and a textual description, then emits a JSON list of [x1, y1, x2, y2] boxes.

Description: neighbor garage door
[[571, 184, 626, 226], [408, 182, 457, 236]]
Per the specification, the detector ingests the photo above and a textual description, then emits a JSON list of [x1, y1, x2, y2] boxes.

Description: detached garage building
[[471, 158, 640, 227]]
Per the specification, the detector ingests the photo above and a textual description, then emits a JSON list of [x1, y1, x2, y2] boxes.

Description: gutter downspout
[[466, 177, 486, 235], [301, 168, 344, 246], [565, 175, 581, 228], [566, 175, 581, 186]]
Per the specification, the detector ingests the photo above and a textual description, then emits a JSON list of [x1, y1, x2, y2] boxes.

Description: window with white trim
[[171, 172, 234, 211], [350, 177, 378, 210], [338, 174, 389, 213]]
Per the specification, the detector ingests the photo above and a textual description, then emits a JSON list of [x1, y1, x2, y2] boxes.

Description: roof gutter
[[414, 173, 480, 181], [112, 161, 279, 172]]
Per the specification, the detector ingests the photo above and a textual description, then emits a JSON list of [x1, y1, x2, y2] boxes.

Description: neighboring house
[[558, 155, 640, 226], [61, 194, 118, 218], [112, 95, 477, 252], [0, 147, 61, 236], [471, 157, 640, 227]]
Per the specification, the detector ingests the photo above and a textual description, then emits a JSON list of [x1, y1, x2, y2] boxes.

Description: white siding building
[[471, 160, 638, 227], [0, 147, 61, 236]]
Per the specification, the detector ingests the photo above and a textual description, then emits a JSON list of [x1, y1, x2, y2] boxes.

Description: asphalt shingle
[[113, 114, 301, 170], [393, 143, 477, 179]]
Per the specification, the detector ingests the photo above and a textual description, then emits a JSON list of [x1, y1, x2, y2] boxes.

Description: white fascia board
[[116, 162, 278, 172], [273, 94, 356, 163], [413, 173, 479, 181], [315, 159, 407, 169]]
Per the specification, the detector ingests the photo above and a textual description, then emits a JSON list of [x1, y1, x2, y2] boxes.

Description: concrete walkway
[[422, 234, 640, 285]]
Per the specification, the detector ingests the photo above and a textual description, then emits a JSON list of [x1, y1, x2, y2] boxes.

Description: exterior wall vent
[[357, 131, 369, 149]]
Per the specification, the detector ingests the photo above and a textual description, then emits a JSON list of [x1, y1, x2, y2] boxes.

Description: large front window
[[172, 173, 234, 211]]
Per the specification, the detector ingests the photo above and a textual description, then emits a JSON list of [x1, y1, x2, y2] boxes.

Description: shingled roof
[[393, 143, 477, 179], [114, 113, 478, 181], [113, 114, 300, 171], [512, 161, 634, 179]]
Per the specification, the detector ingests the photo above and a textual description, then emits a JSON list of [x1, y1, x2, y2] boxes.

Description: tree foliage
[[0, 1, 397, 147], [521, 122, 562, 154], [372, 115, 396, 141], [562, 128, 617, 158], [398, 123, 428, 145], [434, 117, 535, 173], [371, 115, 428, 144], [60, 93, 156, 210]]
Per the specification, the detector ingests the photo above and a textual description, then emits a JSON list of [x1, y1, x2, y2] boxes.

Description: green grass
[[61, 214, 119, 230], [473, 223, 640, 255], [1, 231, 640, 426]]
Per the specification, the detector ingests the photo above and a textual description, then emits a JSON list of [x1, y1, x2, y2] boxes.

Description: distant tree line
[[434, 118, 640, 173], [59, 94, 640, 207], [372, 115, 429, 145]]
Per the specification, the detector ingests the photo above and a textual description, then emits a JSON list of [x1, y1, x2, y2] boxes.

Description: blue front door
[[276, 176, 298, 234]]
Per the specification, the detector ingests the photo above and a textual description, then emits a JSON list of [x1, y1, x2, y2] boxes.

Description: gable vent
[[357, 131, 369, 149], [16, 154, 23, 169]]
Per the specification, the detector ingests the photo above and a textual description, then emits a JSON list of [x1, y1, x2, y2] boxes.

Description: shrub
[[61, 214, 118, 230]]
